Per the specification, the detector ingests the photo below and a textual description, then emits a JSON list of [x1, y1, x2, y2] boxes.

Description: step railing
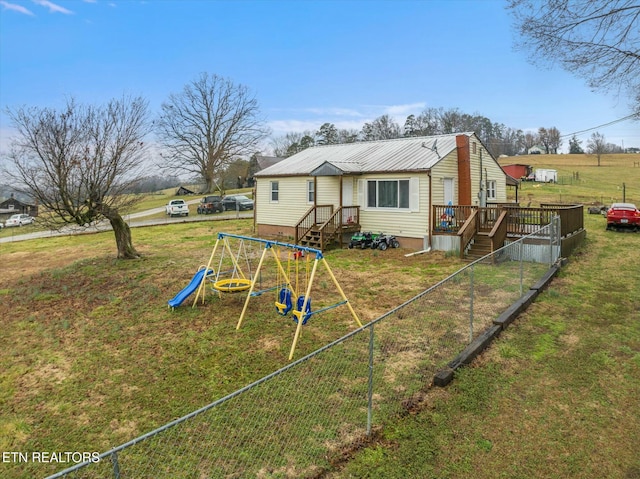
[[457, 209, 479, 259], [295, 205, 333, 245], [315, 206, 360, 249]]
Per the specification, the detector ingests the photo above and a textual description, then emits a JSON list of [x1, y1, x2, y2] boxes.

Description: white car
[[4, 213, 34, 227], [165, 199, 189, 217]]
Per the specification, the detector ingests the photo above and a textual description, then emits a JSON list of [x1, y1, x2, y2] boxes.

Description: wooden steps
[[465, 232, 492, 261]]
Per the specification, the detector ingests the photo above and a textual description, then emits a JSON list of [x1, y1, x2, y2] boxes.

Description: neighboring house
[[502, 164, 532, 180], [0, 195, 39, 220], [247, 155, 285, 187], [528, 145, 545, 155], [254, 133, 507, 250]]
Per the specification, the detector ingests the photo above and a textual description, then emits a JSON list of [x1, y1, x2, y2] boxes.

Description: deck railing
[[434, 203, 584, 239], [317, 206, 360, 249]]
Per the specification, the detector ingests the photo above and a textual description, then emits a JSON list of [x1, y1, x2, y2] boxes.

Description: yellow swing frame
[[196, 233, 362, 360]]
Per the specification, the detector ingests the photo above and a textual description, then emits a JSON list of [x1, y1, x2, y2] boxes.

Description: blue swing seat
[[292, 295, 312, 325], [275, 288, 293, 315]]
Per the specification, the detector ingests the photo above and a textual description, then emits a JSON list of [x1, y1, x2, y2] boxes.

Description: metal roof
[[255, 133, 474, 177]]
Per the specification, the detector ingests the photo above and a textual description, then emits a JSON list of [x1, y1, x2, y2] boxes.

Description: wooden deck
[[432, 203, 585, 259]]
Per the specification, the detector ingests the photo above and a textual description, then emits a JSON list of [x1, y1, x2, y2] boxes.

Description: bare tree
[[4, 96, 150, 259], [508, 0, 640, 112], [587, 132, 608, 166], [156, 73, 270, 193], [270, 130, 315, 157], [523, 132, 538, 153], [361, 114, 401, 141], [538, 127, 562, 154]]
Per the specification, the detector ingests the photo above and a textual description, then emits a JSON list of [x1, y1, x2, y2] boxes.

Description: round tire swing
[[213, 278, 252, 293]]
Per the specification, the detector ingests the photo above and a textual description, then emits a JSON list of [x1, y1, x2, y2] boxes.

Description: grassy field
[[501, 152, 640, 206], [0, 186, 254, 239], [329, 154, 640, 479], [0, 219, 463, 478], [0, 154, 638, 478]]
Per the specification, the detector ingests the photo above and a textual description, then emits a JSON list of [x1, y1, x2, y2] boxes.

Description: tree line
[[270, 113, 565, 159]]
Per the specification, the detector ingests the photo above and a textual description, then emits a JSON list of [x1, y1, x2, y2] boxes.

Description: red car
[[606, 203, 640, 231]]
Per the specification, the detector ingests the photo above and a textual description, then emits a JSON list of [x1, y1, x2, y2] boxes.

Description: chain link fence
[[47, 219, 561, 479]]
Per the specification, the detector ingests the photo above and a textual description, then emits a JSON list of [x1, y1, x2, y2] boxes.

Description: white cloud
[[304, 107, 364, 118], [383, 102, 427, 117], [32, 0, 74, 14], [267, 102, 431, 136], [268, 119, 320, 135], [0, 1, 35, 15]]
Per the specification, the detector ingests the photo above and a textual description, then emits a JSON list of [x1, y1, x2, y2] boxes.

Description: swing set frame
[[193, 233, 362, 360]]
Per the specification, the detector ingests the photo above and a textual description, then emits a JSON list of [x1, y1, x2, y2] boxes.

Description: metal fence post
[[111, 452, 120, 479], [519, 240, 524, 297], [469, 264, 474, 342], [367, 324, 374, 437], [549, 220, 554, 266]]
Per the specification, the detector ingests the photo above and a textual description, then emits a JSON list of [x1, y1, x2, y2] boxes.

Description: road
[[0, 199, 253, 244]]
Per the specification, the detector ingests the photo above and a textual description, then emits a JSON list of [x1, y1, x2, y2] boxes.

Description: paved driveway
[[0, 200, 253, 244]]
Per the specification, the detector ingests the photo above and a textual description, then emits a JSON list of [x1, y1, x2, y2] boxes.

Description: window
[[472, 142, 477, 154], [307, 180, 315, 203], [366, 180, 410, 209], [487, 180, 497, 200], [270, 181, 279, 202]]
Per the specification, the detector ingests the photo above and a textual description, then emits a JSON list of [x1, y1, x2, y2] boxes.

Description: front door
[[342, 177, 353, 223], [444, 178, 454, 205]]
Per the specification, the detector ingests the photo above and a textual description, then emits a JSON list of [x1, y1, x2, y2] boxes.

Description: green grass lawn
[[329, 155, 640, 479], [0, 218, 464, 478], [0, 155, 638, 478]]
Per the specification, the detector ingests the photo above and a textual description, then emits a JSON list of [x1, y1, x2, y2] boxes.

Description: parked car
[[222, 194, 254, 211], [165, 199, 189, 217], [197, 195, 224, 214], [4, 213, 34, 227], [606, 203, 640, 231]]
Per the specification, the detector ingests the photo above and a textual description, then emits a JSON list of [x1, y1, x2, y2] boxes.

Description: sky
[[0, 0, 638, 156]]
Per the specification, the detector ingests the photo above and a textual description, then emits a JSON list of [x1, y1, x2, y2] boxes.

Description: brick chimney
[[456, 134, 471, 205]]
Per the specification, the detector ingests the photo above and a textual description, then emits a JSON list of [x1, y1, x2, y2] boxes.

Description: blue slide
[[168, 269, 212, 309]]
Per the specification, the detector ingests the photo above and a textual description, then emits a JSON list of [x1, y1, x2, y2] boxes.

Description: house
[[254, 133, 507, 250], [247, 155, 285, 187], [0, 195, 38, 220], [528, 145, 545, 155]]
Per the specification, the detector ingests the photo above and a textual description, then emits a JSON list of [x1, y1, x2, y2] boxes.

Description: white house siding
[[316, 176, 341, 205], [256, 176, 311, 229], [357, 173, 429, 241], [469, 142, 507, 204], [429, 151, 459, 205]]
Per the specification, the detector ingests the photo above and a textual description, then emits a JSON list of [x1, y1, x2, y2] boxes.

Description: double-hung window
[[486, 180, 497, 200], [270, 181, 279, 202], [367, 179, 410, 209], [307, 180, 315, 203]]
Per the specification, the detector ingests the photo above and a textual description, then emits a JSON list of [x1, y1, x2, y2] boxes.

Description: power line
[[560, 113, 640, 138]]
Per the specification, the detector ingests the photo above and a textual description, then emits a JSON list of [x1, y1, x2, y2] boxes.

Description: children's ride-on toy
[[348, 231, 379, 249], [371, 233, 400, 250]]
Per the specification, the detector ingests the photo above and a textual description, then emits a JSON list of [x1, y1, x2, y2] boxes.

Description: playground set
[[168, 233, 362, 360]]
